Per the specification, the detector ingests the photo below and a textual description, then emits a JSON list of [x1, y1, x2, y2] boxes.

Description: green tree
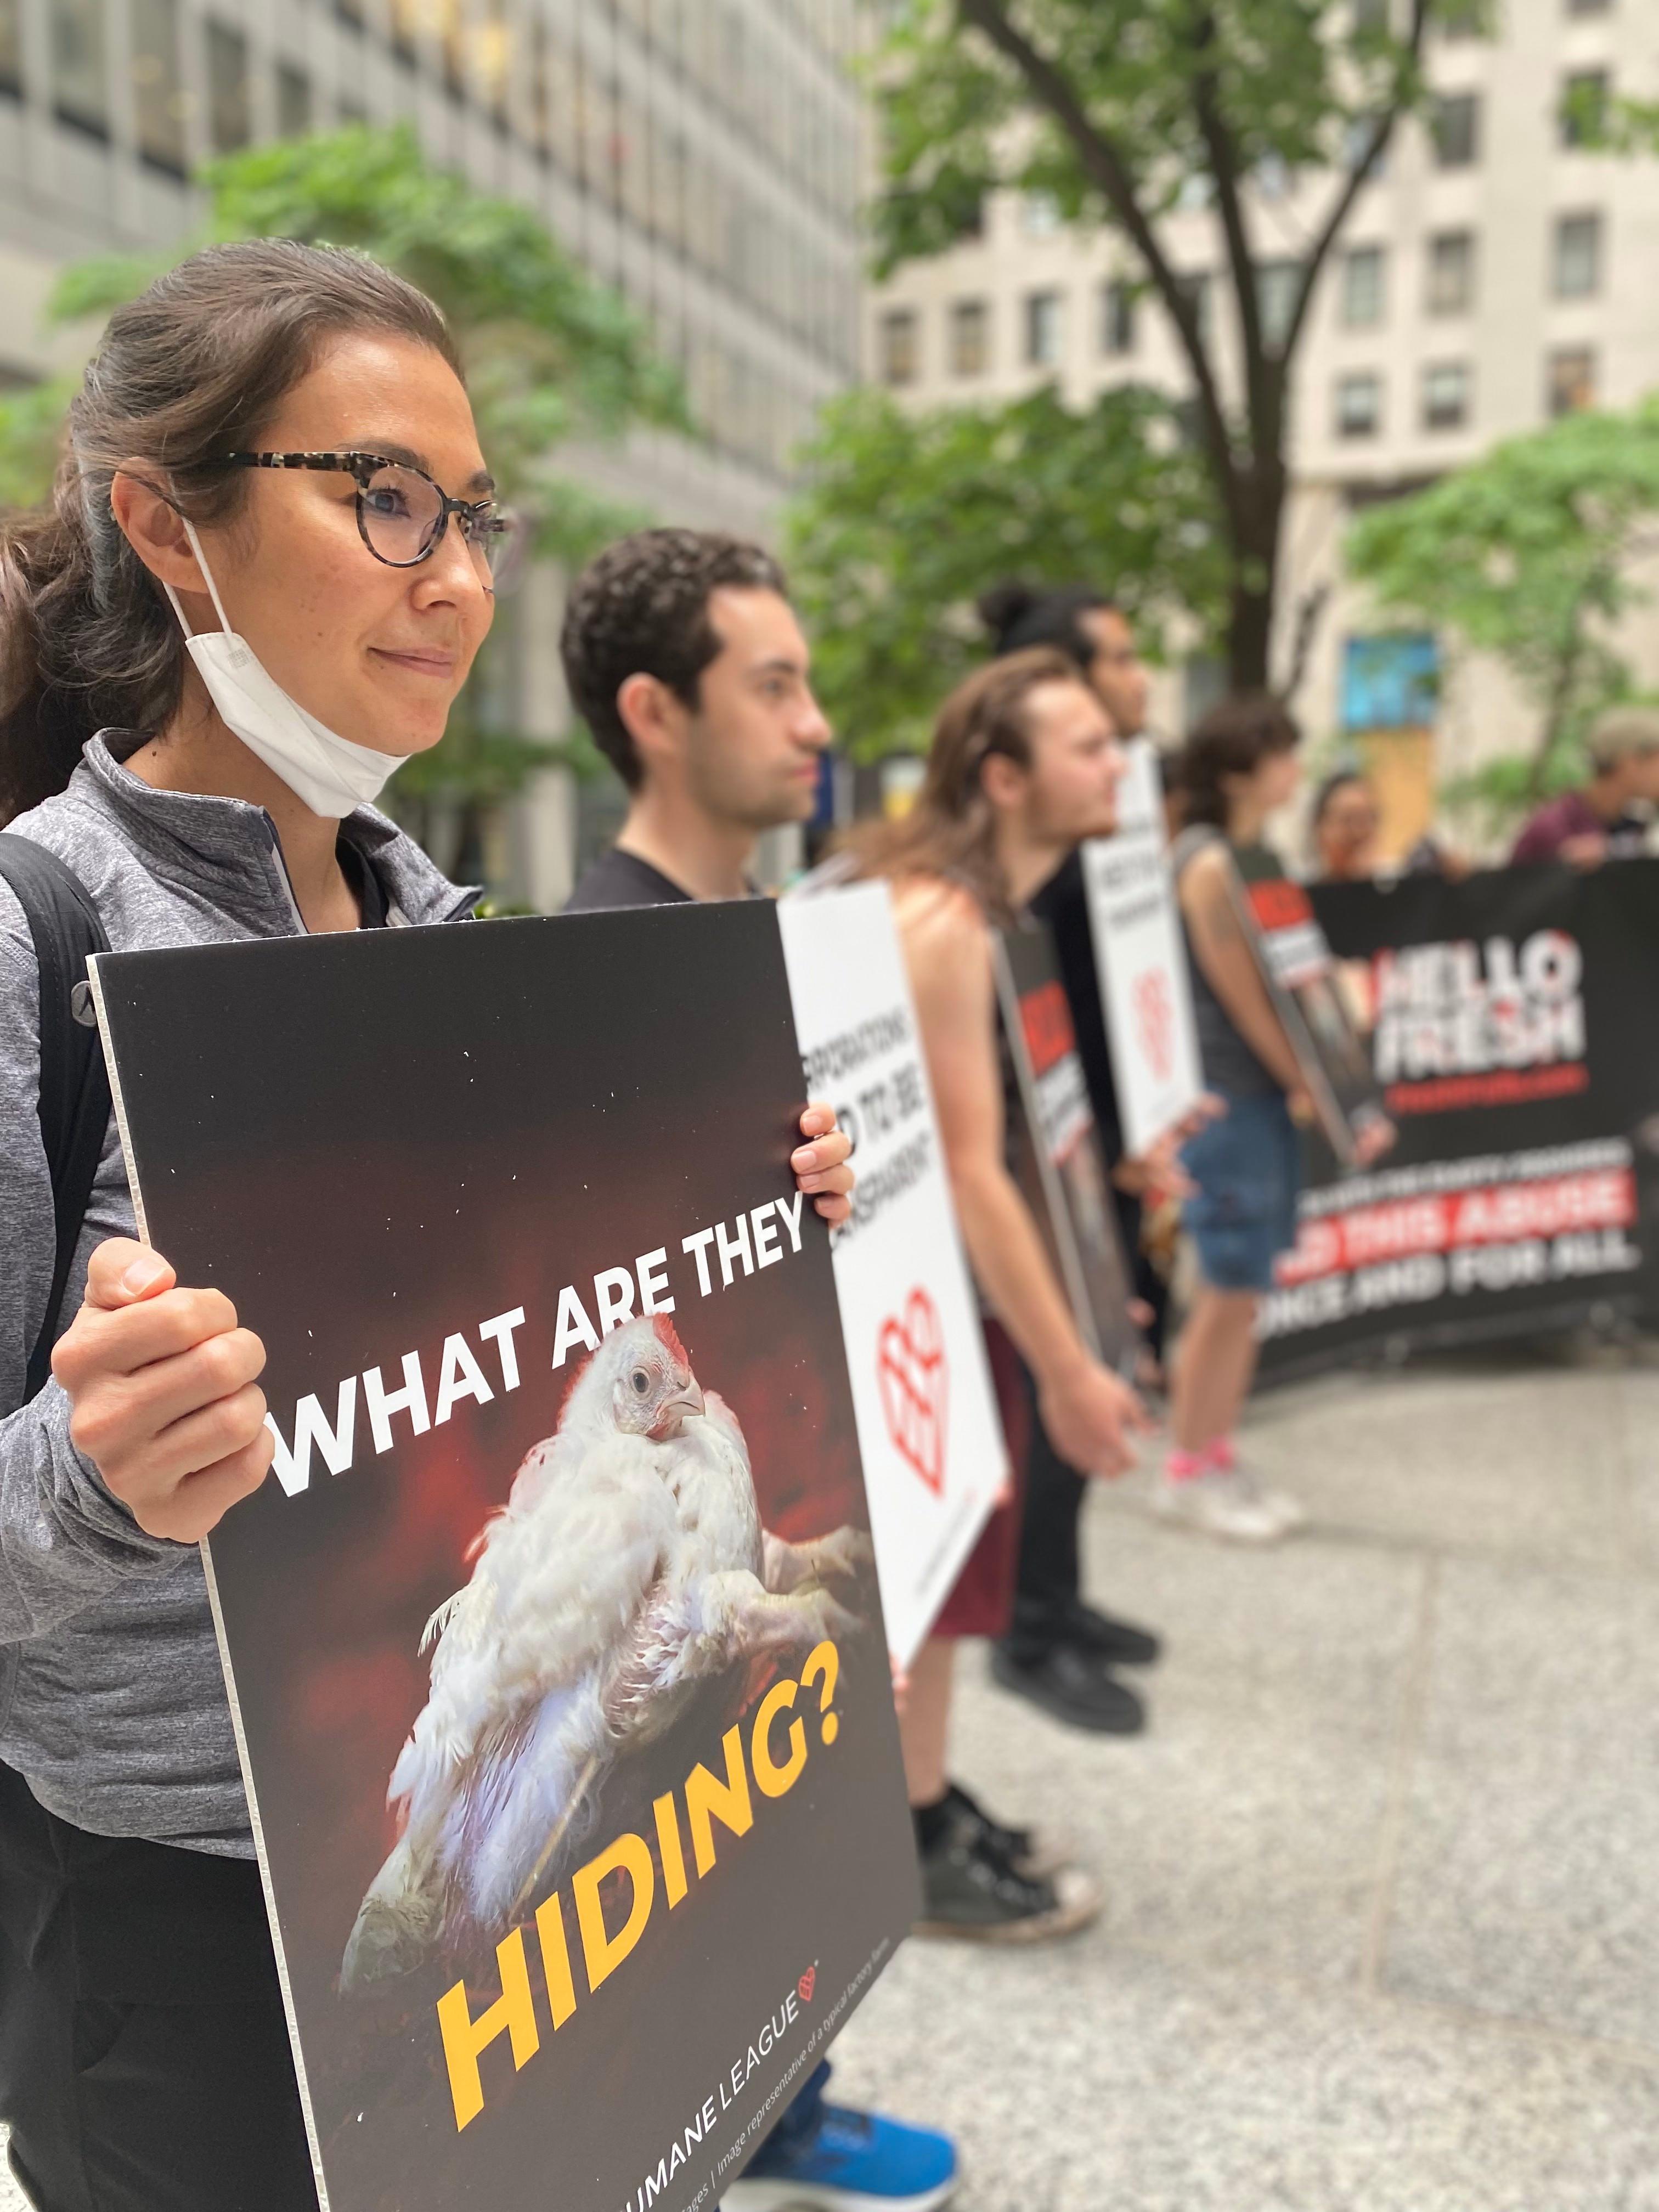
[[872, 0, 1485, 694], [1345, 399, 1659, 819], [0, 125, 683, 874], [785, 381, 1224, 757]]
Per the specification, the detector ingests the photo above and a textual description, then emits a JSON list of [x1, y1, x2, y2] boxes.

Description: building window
[[1025, 289, 1064, 368], [1426, 229, 1476, 315], [205, 20, 249, 151], [52, 0, 108, 137], [1256, 258, 1300, 347], [1560, 69, 1609, 148], [1547, 347, 1597, 416], [1335, 372, 1381, 438], [0, 0, 21, 95], [949, 298, 989, 377], [276, 60, 311, 137], [1021, 190, 1061, 238], [1340, 245, 1385, 328], [1421, 360, 1471, 430], [880, 308, 918, 387], [1553, 211, 1603, 297], [1102, 279, 1136, 357], [132, 0, 186, 170], [1565, 0, 1611, 16], [1432, 92, 1480, 167]]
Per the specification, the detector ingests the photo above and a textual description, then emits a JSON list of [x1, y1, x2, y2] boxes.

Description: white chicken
[[341, 1314, 870, 1989]]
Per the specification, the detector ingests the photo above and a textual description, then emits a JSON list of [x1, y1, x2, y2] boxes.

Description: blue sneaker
[[724, 2064, 958, 2212]]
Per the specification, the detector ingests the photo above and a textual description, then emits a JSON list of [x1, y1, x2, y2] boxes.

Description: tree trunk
[[1224, 462, 1285, 696]]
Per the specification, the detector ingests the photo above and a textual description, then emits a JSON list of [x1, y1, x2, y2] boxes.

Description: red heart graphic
[[1132, 966, 1176, 1085], [877, 1287, 949, 1497], [798, 1966, 816, 2004]]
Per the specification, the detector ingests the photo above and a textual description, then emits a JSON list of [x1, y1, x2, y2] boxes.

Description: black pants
[[1006, 1365, 1087, 1661], [0, 1761, 315, 2211]]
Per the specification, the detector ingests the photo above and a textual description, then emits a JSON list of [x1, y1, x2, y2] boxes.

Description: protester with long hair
[[1163, 696, 1308, 1541], [975, 580, 1164, 1731], [851, 649, 1149, 1937], [0, 242, 851, 2212]]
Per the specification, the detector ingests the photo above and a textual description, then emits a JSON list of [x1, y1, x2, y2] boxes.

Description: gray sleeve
[[0, 885, 182, 1645]]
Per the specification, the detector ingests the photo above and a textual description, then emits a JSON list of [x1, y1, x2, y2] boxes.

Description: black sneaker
[[1064, 1601, 1162, 1668], [989, 1641, 1147, 1735], [915, 1802, 1102, 1944], [943, 1780, 1066, 1878]]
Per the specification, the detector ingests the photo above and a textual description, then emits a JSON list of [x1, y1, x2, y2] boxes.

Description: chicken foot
[[763, 1523, 874, 1594]]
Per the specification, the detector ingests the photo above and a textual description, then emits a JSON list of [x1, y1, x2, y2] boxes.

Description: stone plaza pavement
[[4, 1344, 1658, 2210], [826, 1344, 1659, 2212]]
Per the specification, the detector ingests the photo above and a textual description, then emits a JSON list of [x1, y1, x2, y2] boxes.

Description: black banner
[[1257, 859, 1659, 1381], [91, 903, 917, 2212]]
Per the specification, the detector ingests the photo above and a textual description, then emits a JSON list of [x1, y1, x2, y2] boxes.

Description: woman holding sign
[[0, 242, 851, 2212]]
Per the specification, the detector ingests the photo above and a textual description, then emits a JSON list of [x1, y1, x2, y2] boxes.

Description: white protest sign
[[1080, 738, 1205, 1157], [778, 882, 1006, 1666]]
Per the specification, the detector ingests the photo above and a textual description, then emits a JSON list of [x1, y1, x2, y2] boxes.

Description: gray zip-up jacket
[[1, 731, 473, 1854]]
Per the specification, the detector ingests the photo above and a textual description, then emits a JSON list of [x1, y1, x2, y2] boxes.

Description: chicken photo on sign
[[343, 1314, 871, 1982], [89, 901, 918, 2212]]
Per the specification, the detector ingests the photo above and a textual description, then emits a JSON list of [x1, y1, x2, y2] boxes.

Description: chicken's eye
[[630, 1368, 651, 1396]]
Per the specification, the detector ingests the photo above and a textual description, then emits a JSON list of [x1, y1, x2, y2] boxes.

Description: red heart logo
[[1131, 967, 1176, 1085], [877, 1288, 949, 1497], [798, 1966, 816, 2004]]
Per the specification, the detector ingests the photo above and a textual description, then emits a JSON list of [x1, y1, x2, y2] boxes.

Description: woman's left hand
[[792, 1102, 854, 1227]]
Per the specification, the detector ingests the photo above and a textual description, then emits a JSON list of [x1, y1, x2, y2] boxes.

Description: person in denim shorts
[[1164, 697, 1310, 1542]]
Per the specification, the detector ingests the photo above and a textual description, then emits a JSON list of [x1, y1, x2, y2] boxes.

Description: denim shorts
[[1181, 1090, 1301, 1293]]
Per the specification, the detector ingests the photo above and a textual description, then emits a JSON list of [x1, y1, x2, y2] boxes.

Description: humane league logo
[[876, 1287, 947, 1496], [1370, 929, 1587, 1113], [1131, 967, 1176, 1086]]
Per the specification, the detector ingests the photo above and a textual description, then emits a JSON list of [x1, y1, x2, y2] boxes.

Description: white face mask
[[164, 519, 407, 819]]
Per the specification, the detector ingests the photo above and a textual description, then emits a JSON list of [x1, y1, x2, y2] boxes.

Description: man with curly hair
[[561, 528, 959, 2212], [563, 529, 827, 910]]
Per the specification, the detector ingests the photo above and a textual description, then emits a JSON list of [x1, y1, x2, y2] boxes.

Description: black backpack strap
[[0, 836, 112, 1402]]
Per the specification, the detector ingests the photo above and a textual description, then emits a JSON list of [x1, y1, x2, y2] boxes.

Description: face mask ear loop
[[176, 515, 235, 637]]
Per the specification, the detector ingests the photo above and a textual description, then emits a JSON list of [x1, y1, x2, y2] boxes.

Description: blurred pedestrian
[[1308, 766, 1381, 883], [559, 526, 959, 2212], [852, 650, 1152, 1934], [1510, 706, 1659, 867], [1164, 696, 1310, 1542]]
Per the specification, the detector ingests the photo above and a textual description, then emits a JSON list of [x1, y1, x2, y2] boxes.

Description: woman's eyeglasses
[[220, 451, 520, 584]]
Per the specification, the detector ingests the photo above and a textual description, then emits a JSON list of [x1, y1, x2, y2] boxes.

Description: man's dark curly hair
[[560, 528, 790, 789]]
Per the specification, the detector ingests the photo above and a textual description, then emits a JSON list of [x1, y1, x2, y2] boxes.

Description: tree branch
[[1280, 582, 1331, 702], [955, 0, 1245, 544], [1280, 0, 1432, 361], [1189, 8, 1271, 438]]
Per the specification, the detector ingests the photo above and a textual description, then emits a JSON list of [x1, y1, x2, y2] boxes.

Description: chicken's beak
[[651, 1379, 705, 1440]]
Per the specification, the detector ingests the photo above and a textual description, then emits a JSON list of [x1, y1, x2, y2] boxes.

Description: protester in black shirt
[[979, 582, 1167, 1731], [560, 528, 961, 2212]]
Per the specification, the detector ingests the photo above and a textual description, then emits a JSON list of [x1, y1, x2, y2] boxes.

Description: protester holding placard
[[560, 527, 961, 2212], [977, 582, 1169, 1729], [1165, 696, 1312, 1542], [851, 650, 1153, 1933], [0, 249, 854, 2212]]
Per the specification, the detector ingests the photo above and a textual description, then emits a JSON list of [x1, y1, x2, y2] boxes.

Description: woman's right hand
[[51, 1238, 274, 1543], [1038, 1355, 1149, 1480]]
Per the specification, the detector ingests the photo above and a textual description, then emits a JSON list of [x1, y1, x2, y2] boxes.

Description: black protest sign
[[1258, 860, 1659, 1380], [90, 902, 916, 2212], [1228, 860, 1390, 1169], [994, 920, 1140, 1378]]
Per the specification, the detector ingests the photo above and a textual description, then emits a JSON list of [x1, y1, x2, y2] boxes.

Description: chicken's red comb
[[652, 1313, 690, 1368]]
